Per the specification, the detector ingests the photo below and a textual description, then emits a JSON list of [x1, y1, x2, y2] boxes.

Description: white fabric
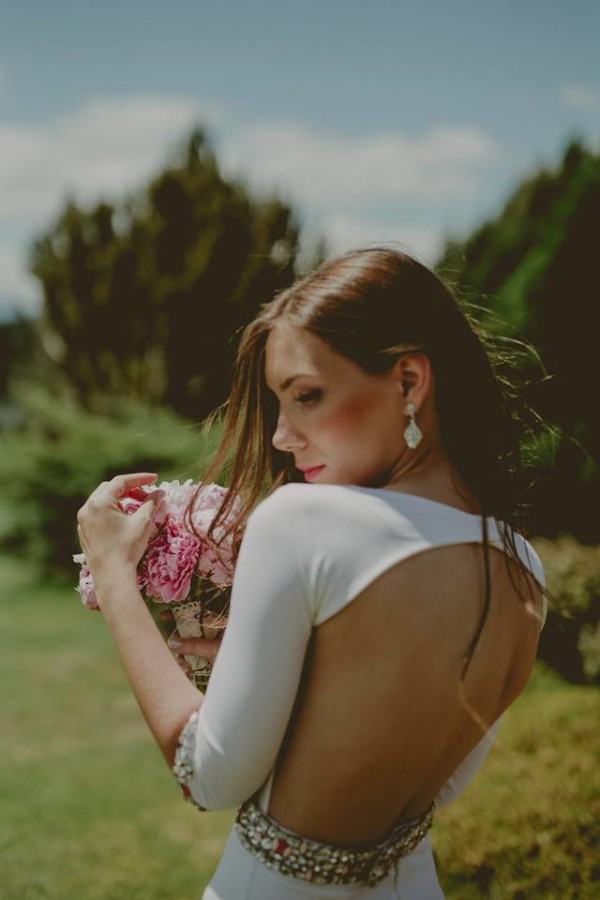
[[203, 829, 445, 899], [183, 483, 546, 898]]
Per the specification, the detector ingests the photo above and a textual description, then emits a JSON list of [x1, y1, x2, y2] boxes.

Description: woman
[[77, 248, 547, 898]]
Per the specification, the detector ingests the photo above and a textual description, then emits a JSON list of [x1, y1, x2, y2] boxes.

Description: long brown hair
[[190, 247, 546, 708]]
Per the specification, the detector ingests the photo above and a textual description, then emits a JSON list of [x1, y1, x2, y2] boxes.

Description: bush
[[533, 536, 600, 684], [0, 385, 221, 576]]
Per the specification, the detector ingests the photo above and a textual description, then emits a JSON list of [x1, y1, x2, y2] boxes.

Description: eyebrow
[[279, 373, 313, 391]]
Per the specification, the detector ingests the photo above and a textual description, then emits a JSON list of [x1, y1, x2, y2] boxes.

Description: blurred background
[[1, 2, 598, 897]]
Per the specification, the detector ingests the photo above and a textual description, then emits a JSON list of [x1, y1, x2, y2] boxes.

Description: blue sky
[[1, 0, 599, 319]]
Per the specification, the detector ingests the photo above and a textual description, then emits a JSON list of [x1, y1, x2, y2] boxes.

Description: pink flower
[[118, 490, 168, 532], [73, 553, 100, 610], [191, 507, 238, 586], [118, 495, 143, 515], [139, 521, 201, 603], [155, 480, 198, 525], [198, 548, 235, 587], [73, 479, 241, 609]]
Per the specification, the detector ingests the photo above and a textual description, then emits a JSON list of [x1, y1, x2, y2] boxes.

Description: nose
[[272, 412, 307, 453]]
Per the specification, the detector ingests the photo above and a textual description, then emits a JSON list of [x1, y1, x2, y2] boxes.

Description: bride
[[77, 248, 547, 898]]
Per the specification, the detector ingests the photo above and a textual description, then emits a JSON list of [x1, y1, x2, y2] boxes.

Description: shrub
[[533, 536, 600, 684], [0, 385, 219, 576]]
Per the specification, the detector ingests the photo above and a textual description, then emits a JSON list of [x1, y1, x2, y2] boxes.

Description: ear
[[391, 352, 431, 404]]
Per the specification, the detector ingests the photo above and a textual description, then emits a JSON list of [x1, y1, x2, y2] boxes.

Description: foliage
[[438, 139, 600, 541], [433, 663, 599, 899], [0, 317, 38, 399], [1, 555, 597, 898], [28, 129, 306, 421], [533, 536, 600, 685], [0, 384, 216, 575]]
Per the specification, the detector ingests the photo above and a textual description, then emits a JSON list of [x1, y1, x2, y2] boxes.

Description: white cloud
[[559, 83, 600, 112], [321, 213, 444, 266], [0, 93, 500, 317], [220, 122, 501, 206], [0, 94, 218, 225], [0, 93, 220, 316], [0, 245, 40, 319]]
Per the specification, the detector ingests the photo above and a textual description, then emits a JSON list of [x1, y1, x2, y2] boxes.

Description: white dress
[[174, 484, 546, 899]]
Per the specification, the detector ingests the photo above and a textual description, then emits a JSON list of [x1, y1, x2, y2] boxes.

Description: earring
[[404, 402, 423, 449]]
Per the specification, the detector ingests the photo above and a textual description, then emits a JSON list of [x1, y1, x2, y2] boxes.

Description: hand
[[77, 473, 166, 581], [159, 610, 223, 677]]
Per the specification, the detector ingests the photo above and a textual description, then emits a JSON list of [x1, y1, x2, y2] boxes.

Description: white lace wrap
[[172, 708, 207, 811]]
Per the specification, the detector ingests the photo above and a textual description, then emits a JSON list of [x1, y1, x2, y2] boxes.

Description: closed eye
[[295, 389, 321, 405]]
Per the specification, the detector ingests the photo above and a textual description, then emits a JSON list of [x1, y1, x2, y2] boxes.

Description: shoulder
[[250, 483, 426, 535], [250, 484, 423, 571], [244, 484, 384, 566], [241, 484, 315, 552], [249, 483, 397, 530]]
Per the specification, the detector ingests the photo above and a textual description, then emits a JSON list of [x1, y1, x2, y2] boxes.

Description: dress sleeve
[[173, 485, 314, 810]]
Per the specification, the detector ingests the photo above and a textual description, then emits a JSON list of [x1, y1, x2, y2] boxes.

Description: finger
[[134, 493, 167, 527], [99, 473, 159, 501], [141, 489, 166, 507], [77, 523, 88, 554], [126, 488, 151, 502], [168, 635, 222, 662], [113, 472, 158, 487]]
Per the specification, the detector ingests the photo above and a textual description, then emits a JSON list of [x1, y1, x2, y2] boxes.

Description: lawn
[[1, 555, 598, 898]]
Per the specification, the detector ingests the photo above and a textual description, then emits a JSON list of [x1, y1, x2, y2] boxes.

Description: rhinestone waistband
[[234, 795, 435, 888]]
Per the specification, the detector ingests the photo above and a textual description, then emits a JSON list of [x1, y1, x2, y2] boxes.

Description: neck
[[384, 444, 481, 515]]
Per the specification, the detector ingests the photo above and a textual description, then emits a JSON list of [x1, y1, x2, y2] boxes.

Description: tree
[[437, 139, 600, 540], [30, 129, 305, 420], [0, 317, 37, 401]]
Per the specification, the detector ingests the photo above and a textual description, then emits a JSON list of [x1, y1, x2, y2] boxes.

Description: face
[[264, 323, 407, 486]]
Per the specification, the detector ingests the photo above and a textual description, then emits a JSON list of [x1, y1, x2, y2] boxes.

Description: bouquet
[[74, 479, 242, 687]]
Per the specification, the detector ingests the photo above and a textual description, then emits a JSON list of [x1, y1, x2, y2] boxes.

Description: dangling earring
[[404, 402, 423, 449]]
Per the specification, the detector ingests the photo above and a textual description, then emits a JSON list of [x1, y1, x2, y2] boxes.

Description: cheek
[[318, 390, 379, 440]]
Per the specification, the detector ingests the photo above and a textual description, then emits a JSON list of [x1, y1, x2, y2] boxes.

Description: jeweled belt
[[234, 794, 435, 888]]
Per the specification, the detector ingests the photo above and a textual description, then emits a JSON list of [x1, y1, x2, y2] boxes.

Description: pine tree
[[30, 128, 304, 419]]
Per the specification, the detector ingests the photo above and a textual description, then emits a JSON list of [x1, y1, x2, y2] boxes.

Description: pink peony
[[191, 507, 238, 586], [154, 479, 198, 525], [73, 478, 242, 689], [73, 553, 100, 610], [139, 521, 201, 603], [197, 543, 235, 587], [74, 479, 241, 607], [119, 490, 168, 531]]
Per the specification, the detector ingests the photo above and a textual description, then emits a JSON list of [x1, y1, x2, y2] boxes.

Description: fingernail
[[168, 635, 181, 649]]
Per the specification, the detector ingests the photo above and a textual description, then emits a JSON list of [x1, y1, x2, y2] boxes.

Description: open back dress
[[172, 483, 546, 899]]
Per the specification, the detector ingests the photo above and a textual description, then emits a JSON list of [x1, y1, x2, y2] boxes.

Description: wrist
[[93, 558, 140, 595]]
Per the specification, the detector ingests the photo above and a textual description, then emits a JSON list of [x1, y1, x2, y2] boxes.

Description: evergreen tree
[[30, 128, 304, 419], [437, 139, 600, 541]]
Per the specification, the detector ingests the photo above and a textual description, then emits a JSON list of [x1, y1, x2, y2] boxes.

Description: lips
[[298, 465, 325, 480]]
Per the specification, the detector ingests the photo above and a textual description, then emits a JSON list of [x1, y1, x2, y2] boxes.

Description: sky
[[0, 0, 599, 320]]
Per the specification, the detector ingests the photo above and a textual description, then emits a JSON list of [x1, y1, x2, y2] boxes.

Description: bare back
[[268, 540, 544, 845]]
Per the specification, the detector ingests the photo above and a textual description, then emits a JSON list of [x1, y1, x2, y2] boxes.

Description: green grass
[[433, 665, 599, 898], [0, 556, 233, 899], [1, 555, 598, 898]]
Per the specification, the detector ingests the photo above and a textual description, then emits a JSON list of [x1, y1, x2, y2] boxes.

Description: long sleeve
[[178, 485, 314, 810]]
